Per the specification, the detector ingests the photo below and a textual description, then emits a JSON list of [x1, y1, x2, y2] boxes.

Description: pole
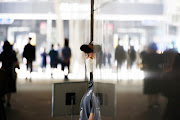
[[90, 0, 94, 42]]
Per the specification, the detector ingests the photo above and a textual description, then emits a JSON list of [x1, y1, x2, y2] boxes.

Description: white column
[[54, 0, 64, 46], [46, 14, 52, 51]]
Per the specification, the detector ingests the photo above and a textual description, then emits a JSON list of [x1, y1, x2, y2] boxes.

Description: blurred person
[[0, 41, 19, 107], [0, 68, 8, 120], [115, 43, 126, 70], [96, 48, 103, 69], [61, 39, 71, 80], [102, 49, 106, 66], [107, 52, 112, 67], [161, 54, 180, 120], [40, 48, 47, 72], [80, 41, 101, 120], [142, 43, 163, 109], [162, 48, 178, 72], [23, 37, 36, 81], [49, 44, 58, 78], [128, 46, 136, 69]]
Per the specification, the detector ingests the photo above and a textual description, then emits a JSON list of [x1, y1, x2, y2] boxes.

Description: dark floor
[[5, 79, 167, 120]]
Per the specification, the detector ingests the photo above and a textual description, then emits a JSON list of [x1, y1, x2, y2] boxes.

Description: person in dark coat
[[61, 39, 71, 80], [115, 44, 126, 81], [23, 37, 35, 80], [49, 44, 58, 69], [0, 41, 19, 107], [49, 44, 58, 78], [115, 44, 126, 69], [128, 46, 136, 69], [0, 69, 8, 120], [142, 43, 163, 109], [161, 54, 180, 120]]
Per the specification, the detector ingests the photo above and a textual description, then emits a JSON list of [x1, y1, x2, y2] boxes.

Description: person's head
[[29, 37, 32, 42], [148, 42, 157, 53], [65, 38, 69, 47], [51, 44, 54, 49], [80, 41, 94, 59], [3, 40, 12, 52], [43, 48, 46, 52], [57, 43, 60, 47], [86, 51, 94, 59]]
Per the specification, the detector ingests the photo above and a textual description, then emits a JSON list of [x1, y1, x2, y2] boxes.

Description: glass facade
[[93, 0, 180, 120]]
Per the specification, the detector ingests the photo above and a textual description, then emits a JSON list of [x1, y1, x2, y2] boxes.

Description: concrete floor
[[5, 79, 167, 120]]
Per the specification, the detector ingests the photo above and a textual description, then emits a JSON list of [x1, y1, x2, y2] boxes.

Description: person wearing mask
[[79, 41, 101, 120], [23, 37, 36, 81], [61, 39, 71, 80]]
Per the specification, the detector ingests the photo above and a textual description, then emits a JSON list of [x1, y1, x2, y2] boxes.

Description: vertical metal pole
[[90, 0, 94, 42], [90, 0, 94, 82]]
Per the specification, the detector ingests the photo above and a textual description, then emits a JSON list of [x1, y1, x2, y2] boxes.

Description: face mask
[[86, 58, 94, 72]]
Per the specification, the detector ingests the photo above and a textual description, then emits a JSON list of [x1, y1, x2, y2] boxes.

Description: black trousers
[[26, 61, 33, 72], [61, 61, 70, 73]]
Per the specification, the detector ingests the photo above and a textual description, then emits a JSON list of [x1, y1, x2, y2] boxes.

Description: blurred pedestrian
[[49, 44, 58, 68], [40, 48, 47, 72], [61, 39, 71, 80], [115, 44, 126, 70], [23, 37, 36, 81], [142, 43, 163, 109], [161, 54, 180, 120], [0, 69, 8, 120], [0, 41, 19, 107], [96, 48, 103, 69], [49, 44, 58, 78], [107, 52, 112, 67], [128, 46, 136, 69]]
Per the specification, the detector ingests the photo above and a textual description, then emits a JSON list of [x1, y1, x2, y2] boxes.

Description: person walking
[[61, 39, 71, 80], [142, 43, 163, 109], [0, 41, 19, 107], [40, 48, 47, 72], [49, 44, 58, 78], [162, 54, 180, 120], [128, 46, 136, 69], [23, 37, 36, 81]]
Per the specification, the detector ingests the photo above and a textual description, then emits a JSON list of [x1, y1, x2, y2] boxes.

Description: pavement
[[5, 78, 167, 120]]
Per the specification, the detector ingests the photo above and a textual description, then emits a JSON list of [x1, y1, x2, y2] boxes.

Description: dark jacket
[[23, 43, 36, 61]]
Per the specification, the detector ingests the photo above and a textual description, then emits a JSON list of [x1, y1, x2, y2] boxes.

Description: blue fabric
[[79, 86, 101, 120]]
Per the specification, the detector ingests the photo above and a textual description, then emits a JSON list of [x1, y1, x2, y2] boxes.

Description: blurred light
[[108, 23, 113, 30], [97, 14, 163, 21], [0, 18, 14, 24], [113, 34, 118, 48]]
